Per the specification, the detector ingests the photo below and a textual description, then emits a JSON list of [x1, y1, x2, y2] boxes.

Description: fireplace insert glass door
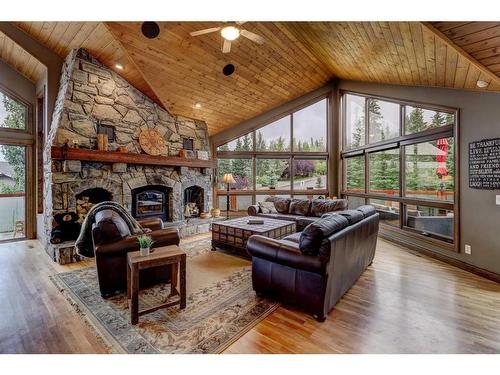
[[132, 185, 170, 222]]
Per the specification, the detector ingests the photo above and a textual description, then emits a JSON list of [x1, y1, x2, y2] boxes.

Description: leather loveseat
[[248, 196, 348, 231], [247, 205, 379, 321], [91, 210, 180, 298]]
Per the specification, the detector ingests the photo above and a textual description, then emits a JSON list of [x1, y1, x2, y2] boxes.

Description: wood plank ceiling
[[431, 22, 500, 76], [0, 30, 45, 83], [104, 22, 333, 134], [5, 22, 500, 135]]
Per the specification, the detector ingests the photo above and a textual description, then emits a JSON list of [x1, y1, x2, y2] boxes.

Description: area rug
[[50, 237, 279, 353]]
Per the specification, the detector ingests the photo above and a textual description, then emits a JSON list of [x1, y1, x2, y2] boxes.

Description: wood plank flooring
[[0, 236, 499, 354]]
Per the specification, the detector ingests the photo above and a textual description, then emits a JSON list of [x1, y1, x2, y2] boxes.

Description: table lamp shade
[[221, 173, 236, 185]]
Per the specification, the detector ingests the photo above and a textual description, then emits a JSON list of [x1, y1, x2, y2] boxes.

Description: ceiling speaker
[[223, 64, 235, 76], [141, 22, 160, 39]]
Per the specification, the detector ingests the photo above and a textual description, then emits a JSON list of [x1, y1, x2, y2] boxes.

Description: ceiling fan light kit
[[221, 26, 240, 41], [190, 22, 265, 53]]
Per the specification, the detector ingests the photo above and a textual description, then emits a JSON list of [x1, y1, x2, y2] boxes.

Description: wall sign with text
[[469, 138, 500, 189]]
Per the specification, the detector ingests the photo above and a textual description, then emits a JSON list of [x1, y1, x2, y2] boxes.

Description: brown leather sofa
[[247, 205, 379, 321], [248, 197, 348, 231], [91, 210, 180, 298]]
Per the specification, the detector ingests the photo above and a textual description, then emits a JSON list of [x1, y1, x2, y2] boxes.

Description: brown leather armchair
[[91, 211, 180, 298]]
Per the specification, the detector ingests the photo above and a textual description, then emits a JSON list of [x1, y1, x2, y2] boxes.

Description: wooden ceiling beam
[[420, 22, 500, 89]]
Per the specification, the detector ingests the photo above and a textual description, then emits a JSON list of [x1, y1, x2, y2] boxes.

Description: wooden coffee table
[[126, 245, 186, 325], [212, 216, 296, 256]]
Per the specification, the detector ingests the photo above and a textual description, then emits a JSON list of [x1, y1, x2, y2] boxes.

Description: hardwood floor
[[0, 236, 499, 353]]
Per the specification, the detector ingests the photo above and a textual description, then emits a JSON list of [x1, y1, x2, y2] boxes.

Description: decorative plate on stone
[[139, 128, 167, 156]]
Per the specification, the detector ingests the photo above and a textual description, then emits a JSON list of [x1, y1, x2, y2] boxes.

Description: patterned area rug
[[51, 237, 279, 353]]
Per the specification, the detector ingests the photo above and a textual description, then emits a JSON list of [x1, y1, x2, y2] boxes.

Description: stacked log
[[76, 196, 95, 223]]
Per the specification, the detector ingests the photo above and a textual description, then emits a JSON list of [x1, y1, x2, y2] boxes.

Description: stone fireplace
[[42, 49, 212, 264]]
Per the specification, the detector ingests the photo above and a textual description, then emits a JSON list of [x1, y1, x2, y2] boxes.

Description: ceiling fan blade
[[222, 39, 231, 53], [240, 29, 265, 45], [190, 27, 221, 37]]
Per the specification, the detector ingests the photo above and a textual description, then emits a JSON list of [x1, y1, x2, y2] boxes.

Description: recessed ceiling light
[[195, 103, 202, 108], [221, 26, 240, 41], [476, 80, 489, 88], [141, 22, 160, 39], [115, 64, 124, 70], [223, 63, 235, 76]]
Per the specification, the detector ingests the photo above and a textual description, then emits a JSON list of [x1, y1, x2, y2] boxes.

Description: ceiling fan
[[190, 22, 265, 53]]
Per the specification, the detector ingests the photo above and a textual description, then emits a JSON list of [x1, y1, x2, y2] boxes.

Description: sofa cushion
[[331, 209, 364, 225], [299, 214, 350, 255], [357, 205, 377, 218], [289, 198, 312, 216], [310, 199, 348, 217], [283, 232, 301, 243], [258, 201, 277, 214], [265, 196, 291, 214]]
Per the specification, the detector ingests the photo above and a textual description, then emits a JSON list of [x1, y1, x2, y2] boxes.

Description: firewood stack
[[76, 196, 94, 223]]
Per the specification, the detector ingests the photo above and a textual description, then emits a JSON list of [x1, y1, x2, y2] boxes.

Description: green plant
[[137, 234, 154, 249]]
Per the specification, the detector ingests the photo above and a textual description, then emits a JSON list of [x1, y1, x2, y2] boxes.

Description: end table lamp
[[221, 173, 236, 219]]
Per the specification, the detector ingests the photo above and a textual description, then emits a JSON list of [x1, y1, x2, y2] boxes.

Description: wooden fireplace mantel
[[51, 147, 215, 169]]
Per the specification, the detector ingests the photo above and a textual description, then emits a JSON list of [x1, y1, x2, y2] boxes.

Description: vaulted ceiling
[[4, 22, 500, 135], [0, 30, 45, 82]]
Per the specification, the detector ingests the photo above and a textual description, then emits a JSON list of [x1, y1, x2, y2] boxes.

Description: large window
[[216, 97, 329, 212], [293, 99, 327, 152], [0, 87, 31, 242], [344, 94, 365, 149], [0, 91, 26, 131], [256, 116, 291, 152], [342, 92, 457, 248], [216, 158, 252, 190]]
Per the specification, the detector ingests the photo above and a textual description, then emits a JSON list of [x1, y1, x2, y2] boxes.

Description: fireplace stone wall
[[43, 49, 212, 263]]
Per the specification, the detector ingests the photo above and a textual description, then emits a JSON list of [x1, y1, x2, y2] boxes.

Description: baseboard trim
[[379, 232, 500, 284]]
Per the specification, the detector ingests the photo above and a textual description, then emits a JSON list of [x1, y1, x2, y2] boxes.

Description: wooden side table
[[126, 245, 186, 325]]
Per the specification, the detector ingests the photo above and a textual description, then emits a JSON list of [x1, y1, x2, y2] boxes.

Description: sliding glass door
[[0, 145, 26, 240]]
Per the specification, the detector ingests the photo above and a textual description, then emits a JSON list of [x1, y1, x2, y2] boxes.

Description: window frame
[[215, 95, 330, 207], [0, 83, 35, 243], [340, 90, 459, 251]]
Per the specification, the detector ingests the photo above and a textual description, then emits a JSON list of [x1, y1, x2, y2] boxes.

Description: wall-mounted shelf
[[51, 147, 215, 169]]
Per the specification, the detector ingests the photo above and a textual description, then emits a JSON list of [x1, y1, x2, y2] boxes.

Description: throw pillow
[[289, 198, 312, 216], [258, 201, 277, 214]]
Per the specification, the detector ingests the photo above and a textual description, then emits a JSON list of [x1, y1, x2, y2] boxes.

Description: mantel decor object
[[139, 128, 167, 156], [96, 134, 108, 151]]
